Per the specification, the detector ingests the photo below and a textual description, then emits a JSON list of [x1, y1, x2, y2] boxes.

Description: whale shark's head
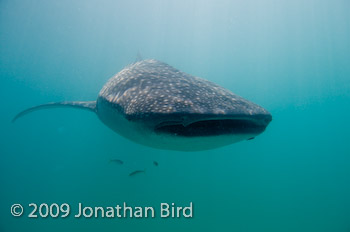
[[97, 59, 272, 151]]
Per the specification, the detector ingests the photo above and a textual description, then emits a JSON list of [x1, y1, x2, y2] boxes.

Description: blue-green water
[[1, 0, 350, 231]]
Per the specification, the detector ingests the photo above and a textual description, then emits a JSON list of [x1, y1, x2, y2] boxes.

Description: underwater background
[[1, 0, 349, 231]]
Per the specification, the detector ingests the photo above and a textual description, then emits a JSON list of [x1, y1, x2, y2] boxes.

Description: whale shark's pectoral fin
[[12, 101, 96, 123]]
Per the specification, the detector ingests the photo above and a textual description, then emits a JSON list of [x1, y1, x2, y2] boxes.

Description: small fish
[[129, 170, 145, 176], [153, 161, 158, 166], [109, 159, 124, 165]]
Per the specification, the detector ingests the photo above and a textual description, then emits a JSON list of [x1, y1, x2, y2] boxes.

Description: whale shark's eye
[[154, 119, 267, 137]]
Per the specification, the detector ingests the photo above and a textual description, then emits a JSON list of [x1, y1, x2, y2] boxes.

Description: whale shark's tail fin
[[12, 101, 96, 123]]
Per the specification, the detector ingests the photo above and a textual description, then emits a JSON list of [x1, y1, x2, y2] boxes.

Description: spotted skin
[[97, 59, 270, 128]]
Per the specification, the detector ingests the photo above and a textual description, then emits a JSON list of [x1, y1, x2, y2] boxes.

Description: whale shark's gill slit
[[12, 101, 96, 123], [154, 120, 184, 129], [154, 119, 267, 137]]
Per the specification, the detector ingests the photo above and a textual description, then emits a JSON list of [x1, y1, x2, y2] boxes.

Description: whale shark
[[13, 59, 272, 151]]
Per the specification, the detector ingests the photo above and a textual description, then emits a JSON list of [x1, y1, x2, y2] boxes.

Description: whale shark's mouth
[[154, 117, 270, 137]]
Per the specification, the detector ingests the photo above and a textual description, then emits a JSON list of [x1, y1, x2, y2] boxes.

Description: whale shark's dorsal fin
[[12, 101, 96, 123], [135, 51, 143, 63]]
